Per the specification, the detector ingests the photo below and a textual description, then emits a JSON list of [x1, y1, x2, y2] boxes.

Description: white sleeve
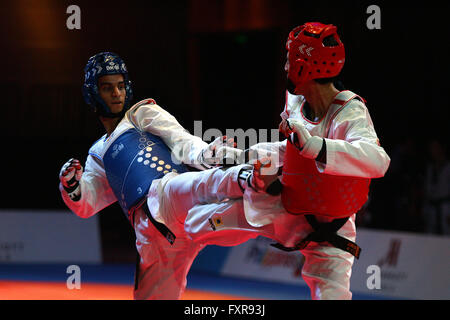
[[249, 139, 287, 168], [60, 154, 117, 218], [322, 101, 391, 178], [129, 103, 208, 170]]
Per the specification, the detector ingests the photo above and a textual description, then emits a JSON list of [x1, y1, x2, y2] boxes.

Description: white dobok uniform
[[60, 98, 246, 299], [60, 90, 390, 300], [182, 90, 391, 300]]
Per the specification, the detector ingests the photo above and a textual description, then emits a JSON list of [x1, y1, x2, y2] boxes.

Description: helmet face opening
[[83, 52, 133, 118], [286, 22, 345, 90]]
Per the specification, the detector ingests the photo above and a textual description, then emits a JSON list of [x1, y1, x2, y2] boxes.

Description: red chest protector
[[280, 93, 371, 218]]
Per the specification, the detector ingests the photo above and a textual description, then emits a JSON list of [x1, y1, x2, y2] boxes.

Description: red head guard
[[286, 22, 345, 88]]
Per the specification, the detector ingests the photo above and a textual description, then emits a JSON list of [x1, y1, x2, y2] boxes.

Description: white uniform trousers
[[133, 165, 248, 299], [137, 165, 356, 300]]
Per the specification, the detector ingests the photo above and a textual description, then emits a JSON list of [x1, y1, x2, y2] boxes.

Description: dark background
[[0, 0, 448, 262]]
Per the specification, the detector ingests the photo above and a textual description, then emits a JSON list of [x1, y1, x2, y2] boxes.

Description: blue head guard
[[82, 52, 133, 118]]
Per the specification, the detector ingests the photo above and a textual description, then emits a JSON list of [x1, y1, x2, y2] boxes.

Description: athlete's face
[[98, 74, 126, 114], [284, 52, 290, 74], [285, 51, 301, 95], [285, 50, 311, 95]]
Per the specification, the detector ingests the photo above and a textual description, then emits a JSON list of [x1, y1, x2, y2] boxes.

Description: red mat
[[0, 280, 250, 300]]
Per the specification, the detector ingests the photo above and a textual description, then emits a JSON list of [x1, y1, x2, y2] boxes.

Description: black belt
[[142, 203, 176, 245], [271, 214, 361, 259]]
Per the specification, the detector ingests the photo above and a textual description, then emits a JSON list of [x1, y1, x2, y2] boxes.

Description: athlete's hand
[[59, 158, 83, 201], [200, 136, 237, 167], [279, 118, 294, 138], [215, 145, 245, 167], [279, 118, 323, 159], [251, 158, 278, 191], [238, 157, 280, 194]]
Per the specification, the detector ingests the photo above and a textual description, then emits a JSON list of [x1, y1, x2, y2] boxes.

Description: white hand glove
[[215, 146, 244, 166], [59, 158, 83, 201], [281, 118, 323, 159], [200, 136, 237, 167]]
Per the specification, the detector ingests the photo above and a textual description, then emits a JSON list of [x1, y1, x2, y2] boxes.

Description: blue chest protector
[[103, 128, 189, 222]]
